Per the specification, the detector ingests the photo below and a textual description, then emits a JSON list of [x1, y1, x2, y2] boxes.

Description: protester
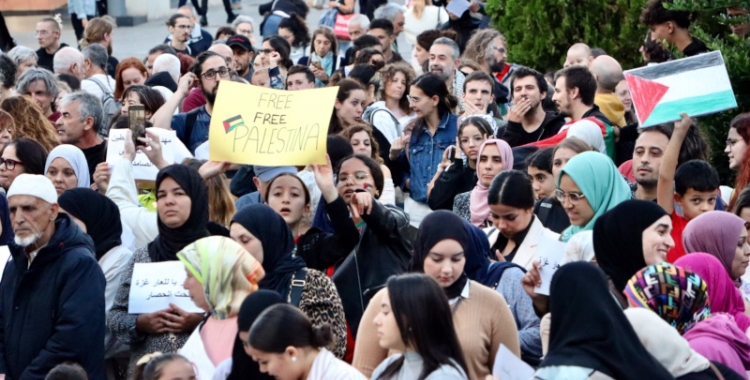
[[227, 34, 254, 82], [404, 0, 448, 46], [370, 274, 469, 380], [428, 37, 464, 112], [641, 0, 709, 56], [56, 92, 108, 178], [354, 211, 521, 379], [391, 73, 458, 228], [683, 211, 750, 283], [299, 26, 342, 87], [120, 85, 166, 119], [0, 137, 48, 191], [339, 125, 395, 204], [536, 262, 673, 379], [1, 174, 106, 380], [453, 139, 513, 226], [0, 95, 59, 151], [727, 113, 750, 210], [35, 16, 68, 72], [247, 304, 365, 380], [175, 236, 264, 377], [0, 109, 13, 145], [131, 353, 196, 380], [16, 68, 61, 122], [8, 45, 38, 79], [108, 165, 212, 374], [328, 79, 366, 135], [364, 63, 416, 144], [80, 44, 118, 106], [114, 57, 149, 99], [278, 14, 311, 64], [683, 313, 750, 377], [44, 144, 90, 196], [79, 16, 118, 77], [230, 204, 348, 358], [427, 116, 492, 211]]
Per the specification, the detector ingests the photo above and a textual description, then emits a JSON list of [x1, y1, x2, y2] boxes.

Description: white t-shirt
[[81, 74, 117, 101]]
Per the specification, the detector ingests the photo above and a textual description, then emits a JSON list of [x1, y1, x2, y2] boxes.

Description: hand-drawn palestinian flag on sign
[[624, 51, 737, 128], [223, 115, 245, 133]]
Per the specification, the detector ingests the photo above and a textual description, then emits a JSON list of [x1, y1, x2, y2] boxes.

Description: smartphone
[[448, 146, 456, 161], [128, 105, 146, 147], [311, 60, 323, 70]]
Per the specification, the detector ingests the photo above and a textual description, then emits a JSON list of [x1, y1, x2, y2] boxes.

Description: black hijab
[[58, 188, 122, 260], [148, 165, 209, 262], [410, 210, 470, 299], [231, 204, 307, 299], [0, 194, 14, 246], [594, 199, 668, 292], [227, 290, 284, 380], [540, 261, 673, 380]]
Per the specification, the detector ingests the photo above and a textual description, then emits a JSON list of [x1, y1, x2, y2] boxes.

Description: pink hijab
[[469, 139, 513, 227], [684, 313, 750, 375], [682, 211, 745, 279], [674, 253, 750, 333]]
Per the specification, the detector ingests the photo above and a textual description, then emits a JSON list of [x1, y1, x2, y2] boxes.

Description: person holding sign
[[108, 164, 212, 375], [230, 204, 347, 358], [0, 174, 106, 380], [176, 236, 265, 379]]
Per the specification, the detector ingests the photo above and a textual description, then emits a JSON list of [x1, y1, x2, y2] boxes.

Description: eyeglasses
[[493, 46, 507, 54], [337, 171, 370, 183], [406, 95, 421, 104], [201, 67, 230, 80], [258, 49, 276, 55], [34, 30, 51, 37], [0, 158, 24, 170], [555, 189, 586, 204]]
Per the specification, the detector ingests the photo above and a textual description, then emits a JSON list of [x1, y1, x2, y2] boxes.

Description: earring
[[291, 357, 297, 362]]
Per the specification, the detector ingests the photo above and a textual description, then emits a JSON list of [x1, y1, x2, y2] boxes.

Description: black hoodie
[[0, 214, 105, 380], [497, 112, 566, 147], [144, 71, 178, 93]]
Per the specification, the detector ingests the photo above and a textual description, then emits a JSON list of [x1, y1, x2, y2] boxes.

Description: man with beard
[[429, 37, 464, 112], [228, 34, 254, 82], [166, 13, 193, 56], [497, 67, 565, 147], [161, 51, 229, 153], [631, 126, 670, 200], [487, 32, 520, 92], [0, 174, 105, 380]]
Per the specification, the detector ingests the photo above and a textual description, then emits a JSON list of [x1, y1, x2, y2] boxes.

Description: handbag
[[307, 0, 325, 9], [318, 7, 337, 28], [334, 12, 355, 40]]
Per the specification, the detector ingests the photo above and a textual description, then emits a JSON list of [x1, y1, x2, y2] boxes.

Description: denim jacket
[[404, 112, 459, 203]]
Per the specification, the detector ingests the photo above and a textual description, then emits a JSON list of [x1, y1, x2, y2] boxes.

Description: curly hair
[[0, 96, 59, 152], [278, 13, 311, 49], [640, 0, 693, 28], [378, 62, 415, 115], [114, 57, 149, 99], [463, 29, 500, 67], [339, 124, 383, 164]]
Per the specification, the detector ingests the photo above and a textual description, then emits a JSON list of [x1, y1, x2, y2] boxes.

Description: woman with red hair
[[114, 57, 149, 99], [726, 113, 750, 211]]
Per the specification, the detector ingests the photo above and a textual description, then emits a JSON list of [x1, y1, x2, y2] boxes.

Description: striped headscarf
[[624, 263, 711, 334], [178, 236, 265, 320]]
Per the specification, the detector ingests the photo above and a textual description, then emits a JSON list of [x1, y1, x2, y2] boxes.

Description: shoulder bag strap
[[183, 108, 200, 148], [709, 363, 725, 380], [289, 267, 308, 307]]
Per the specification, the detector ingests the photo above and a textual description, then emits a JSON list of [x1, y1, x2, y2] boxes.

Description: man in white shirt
[[80, 44, 116, 103]]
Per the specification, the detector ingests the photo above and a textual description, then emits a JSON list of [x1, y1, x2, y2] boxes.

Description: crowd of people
[[0, 0, 749, 379]]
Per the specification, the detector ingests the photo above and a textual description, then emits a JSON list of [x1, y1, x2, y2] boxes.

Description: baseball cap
[[227, 34, 253, 51], [253, 165, 297, 182]]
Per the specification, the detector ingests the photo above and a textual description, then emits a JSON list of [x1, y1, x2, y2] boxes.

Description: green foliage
[[485, 0, 649, 72]]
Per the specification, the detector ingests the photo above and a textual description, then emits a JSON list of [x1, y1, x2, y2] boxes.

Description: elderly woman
[[8, 46, 38, 79]]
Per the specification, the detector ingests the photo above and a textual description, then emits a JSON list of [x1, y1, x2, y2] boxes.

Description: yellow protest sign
[[209, 81, 338, 165]]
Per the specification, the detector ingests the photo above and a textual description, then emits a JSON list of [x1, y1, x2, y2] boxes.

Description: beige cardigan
[[353, 281, 521, 380]]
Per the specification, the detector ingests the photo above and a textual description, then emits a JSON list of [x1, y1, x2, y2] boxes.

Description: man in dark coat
[[0, 174, 105, 380]]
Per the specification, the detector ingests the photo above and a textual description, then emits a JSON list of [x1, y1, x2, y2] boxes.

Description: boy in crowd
[[657, 113, 720, 262]]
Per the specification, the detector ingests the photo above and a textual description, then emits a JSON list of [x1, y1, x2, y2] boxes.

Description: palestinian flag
[[222, 115, 245, 134], [624, 51, 737, 127]]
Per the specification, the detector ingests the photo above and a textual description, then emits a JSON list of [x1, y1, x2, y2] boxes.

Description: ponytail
[[248, 304, 333, 352]]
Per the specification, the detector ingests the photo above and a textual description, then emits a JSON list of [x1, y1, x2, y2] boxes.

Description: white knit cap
[[7, 174, 58, 204]]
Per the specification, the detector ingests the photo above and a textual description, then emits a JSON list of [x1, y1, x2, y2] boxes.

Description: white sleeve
[[80, 79, 103, 99], [372, 111, 399, 144], [105, 158, 159, 249], [379, 178, 396, 205]]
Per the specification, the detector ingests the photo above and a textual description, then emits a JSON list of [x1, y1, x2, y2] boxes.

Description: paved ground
[[5, 0, 410, 62]]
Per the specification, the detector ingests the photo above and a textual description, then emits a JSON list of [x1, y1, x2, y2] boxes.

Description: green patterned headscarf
[[558, 151, 631, 242], [178, 236, 265, 319]]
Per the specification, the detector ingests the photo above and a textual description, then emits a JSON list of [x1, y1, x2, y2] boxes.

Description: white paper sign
[[535, 236, 567, 296], [0, 246, 11, 282], [492, 344, 535, 380], [106, 128, 177, 180], [446, 0, 470, 17], [127, 261, 203, 314]]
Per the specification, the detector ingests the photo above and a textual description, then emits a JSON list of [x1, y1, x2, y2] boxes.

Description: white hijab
[[566, 119, 606, 154], [44, 144, 90, 188], [624, 308, 711, 377]]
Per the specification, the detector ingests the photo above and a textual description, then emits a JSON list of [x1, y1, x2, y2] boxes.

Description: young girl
[[299, 26, 343, 87], [247, 304, 365, 380], [428, 116, 493, 211], [390, 73, 459, 228], [131, 353, 196, 380], [340, 124, 395, 205], [371, 274, 469, 380]]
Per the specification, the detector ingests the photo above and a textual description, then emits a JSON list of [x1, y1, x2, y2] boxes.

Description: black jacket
[[497, 112, 566, 147], [297, 196, 360, 270], [0, 215, 105, 380], [428, 159, 476, 211], [330, 200, 411, 336]]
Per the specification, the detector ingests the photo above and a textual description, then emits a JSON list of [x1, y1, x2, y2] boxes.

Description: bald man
[[564, 43, 593, 68], [590, 55, 626, 128], [53, 47, 85, 80], [208, 43, 234, 73], [152, 54, 181, 84]]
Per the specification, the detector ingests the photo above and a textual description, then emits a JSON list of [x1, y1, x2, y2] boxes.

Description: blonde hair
[[410, 0, 432, 19], [183, 158, 236, 227], [79, 16, 116, 53]]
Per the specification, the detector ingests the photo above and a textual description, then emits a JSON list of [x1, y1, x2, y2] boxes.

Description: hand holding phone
[[128, 105, 147, 147]]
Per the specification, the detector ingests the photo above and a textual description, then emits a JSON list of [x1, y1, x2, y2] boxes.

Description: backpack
[[181, 107, 203, 150], [362, 106, 401, 139], [89, 77, 121, 137]]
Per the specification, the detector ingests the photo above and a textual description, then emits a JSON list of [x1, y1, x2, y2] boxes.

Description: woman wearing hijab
[[675, 253, 750, 334], [230, 204, 347, 359], [624, 308, 744, 380], [566, 120, 607, 154], [684, 313, 750, 377], [44, 144, 90, 196], [176, 236, 265, 380], [353, 210, 521, 380], [594, 199, 675, 307], [557, 151, 631, 242], [683, 211, 750, 284], [108, 165, 213, 374], [215, 290, 284, 380], [452, 139, 513, 227], [536, 262, 673, 380], [624, 263, 711, 335]]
